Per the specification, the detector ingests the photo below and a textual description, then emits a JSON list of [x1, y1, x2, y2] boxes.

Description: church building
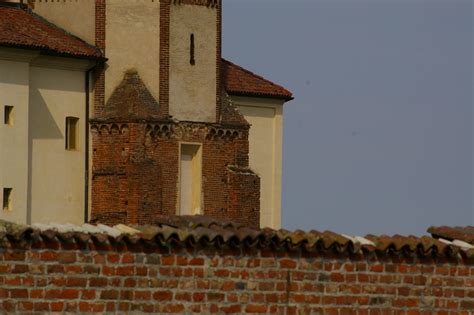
[[0, 0, 293, 229]]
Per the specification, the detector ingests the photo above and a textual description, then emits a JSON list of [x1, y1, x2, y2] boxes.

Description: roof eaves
[[26, 8, 104, 59], [0, 6, 104, 60], [0, 42, 105, 61], [227, 90, 294, 102], [222, 58, 294, 101]]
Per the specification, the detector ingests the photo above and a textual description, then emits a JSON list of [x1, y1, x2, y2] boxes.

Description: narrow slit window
[[4, 106, 13, 125], [3, 188, 12, 212], [65, 116, 79, 150], [190, 34, 195, 65]]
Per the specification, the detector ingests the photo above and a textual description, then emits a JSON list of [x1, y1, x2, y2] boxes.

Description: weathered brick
[[12, 264, 29, 274], [100, 290, 119, 300], [279, 259, 297, 269], [161, 256, 175, 266], [153, 291, 173, 301], [4, 252, 26, 261], [89, 277, 108, 287], [245, 304, 268, 313], [9, 289, 28, 299], [58, 252, 76, 264]]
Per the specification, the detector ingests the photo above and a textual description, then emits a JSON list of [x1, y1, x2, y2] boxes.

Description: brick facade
[[89, 0, 261, 228], [90, 72, 260, 228], [0, 232, 473, 314]]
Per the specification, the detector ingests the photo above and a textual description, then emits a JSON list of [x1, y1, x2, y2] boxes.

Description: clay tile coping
[[428, 226, 474, 245], [0, 5, 103, 60], [1, 216, 473, 259]]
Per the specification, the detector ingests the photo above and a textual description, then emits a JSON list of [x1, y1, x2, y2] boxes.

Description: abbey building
[[0, 0, 292, 229]]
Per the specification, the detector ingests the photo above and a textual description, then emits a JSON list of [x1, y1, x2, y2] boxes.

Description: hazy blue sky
[[222, 0, 473, 236]]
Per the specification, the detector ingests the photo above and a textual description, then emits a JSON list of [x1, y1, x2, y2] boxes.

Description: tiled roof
[[222, 59, 294, 101], [104, 70, 160, 119], [428, 226, 474, 245], [0, 5, 103, 59], [1, 216, 473, 259]]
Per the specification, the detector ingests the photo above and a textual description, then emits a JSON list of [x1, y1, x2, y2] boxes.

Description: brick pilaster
[[94, 0, 106, 117], [159, 0, 170, 119], [215, 0, 222, 122]]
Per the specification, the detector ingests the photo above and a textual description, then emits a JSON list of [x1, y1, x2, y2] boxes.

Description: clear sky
[[222, 0, 473, 236]]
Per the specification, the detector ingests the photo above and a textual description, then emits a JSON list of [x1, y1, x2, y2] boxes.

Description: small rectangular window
[[65, 117, 79, 150], [3, 188, 12, 212], [4, 106, 13, 125]]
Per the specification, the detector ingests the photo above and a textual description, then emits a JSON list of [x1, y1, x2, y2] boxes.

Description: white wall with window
[[0, 48, 90, 225], [29, 65, 86, 225], [0, 55, 30, 224]]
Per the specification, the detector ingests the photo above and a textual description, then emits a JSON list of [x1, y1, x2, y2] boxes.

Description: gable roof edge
[[222, 58, 294, 102]]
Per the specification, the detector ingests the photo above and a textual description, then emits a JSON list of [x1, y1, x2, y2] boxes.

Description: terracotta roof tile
[[428, 226, 474, 245], [0, 5, 103, 59], [222, 59, 293, 101], [104, 70, 160, 119], [2, 216, 473, 259]]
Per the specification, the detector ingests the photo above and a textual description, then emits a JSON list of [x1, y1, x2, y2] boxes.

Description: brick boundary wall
[[0, 238, 473, 314]]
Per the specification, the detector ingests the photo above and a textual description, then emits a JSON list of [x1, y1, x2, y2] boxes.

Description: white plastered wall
[[0, 57, 30, 224], [169, 4, 217, 122], [0, 47, 89, 225], [233, 96, 285, 229], [29, 65, 86, 225], [32, 0, 162, 104], [105, 0, 161, 102]]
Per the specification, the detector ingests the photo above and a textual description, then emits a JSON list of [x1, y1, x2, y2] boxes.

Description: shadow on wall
[[27, 89, 65, 224], [29, 90, 63, 140]]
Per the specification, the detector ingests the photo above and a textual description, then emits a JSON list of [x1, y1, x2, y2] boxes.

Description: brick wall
[[90, 121, 260, 228], [90, 71, 260, 228], [0, 239, 473, 314]]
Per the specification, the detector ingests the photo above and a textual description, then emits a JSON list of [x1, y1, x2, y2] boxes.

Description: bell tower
[[160, 0, 222, 123]]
